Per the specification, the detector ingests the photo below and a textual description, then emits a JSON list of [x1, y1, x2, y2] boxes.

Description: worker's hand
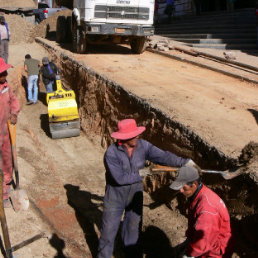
[[9, 114, 17, 125], [182, 255, 195, 258], [185, 159, 196, 167], [139, 168, 151, 177]]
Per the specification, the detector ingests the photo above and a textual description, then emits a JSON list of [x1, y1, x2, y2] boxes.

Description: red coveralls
[[186, 185, 233, 257], [0, 81, 20, 200]]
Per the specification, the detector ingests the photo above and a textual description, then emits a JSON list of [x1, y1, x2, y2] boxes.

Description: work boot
[[26, 100, 33, 105], [3, 199, 11, 208]]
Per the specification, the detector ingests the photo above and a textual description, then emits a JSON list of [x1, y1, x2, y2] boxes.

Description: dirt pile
[[4, 14, 35, 43], [32, 9, 72, 39], [0, 0, 36, 8]]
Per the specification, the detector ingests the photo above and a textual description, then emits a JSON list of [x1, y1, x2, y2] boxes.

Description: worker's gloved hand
[[185, 159, 203, 176], [185, 159, 196, 167], [139, 168, 151, 178], [9, 114, 17, 125]]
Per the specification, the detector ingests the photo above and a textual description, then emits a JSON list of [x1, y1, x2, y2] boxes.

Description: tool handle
[[0, 170, 13, 258], [7, 122, 16, 147], [151, 165, 178, 172], [7, 121, 19, 189]]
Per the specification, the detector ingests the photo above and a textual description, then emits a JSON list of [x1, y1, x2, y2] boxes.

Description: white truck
[[56, 0, 155, 54]]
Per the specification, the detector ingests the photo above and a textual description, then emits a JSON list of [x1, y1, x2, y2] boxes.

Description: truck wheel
[[130, 36, 147, 54], [72, 25, 86, 54], [66, 16, 72, 43], [56, 16, 67, 43]]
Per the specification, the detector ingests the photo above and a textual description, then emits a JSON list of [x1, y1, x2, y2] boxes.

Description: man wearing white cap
[[170, 166, 234, 258], [97, 119, 196, 258]]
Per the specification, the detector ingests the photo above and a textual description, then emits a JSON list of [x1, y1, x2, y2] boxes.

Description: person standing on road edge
[[0, 16, 10, 64], [40, 57, 58, 93], [97, 118, 197, 258], [24, 54, 40, 105], [164, 0, 175, 22], [171, 166, 234, 258], [0, 58, 20, 208]]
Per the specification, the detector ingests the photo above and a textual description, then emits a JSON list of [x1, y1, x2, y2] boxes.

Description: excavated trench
[[37, 39, 258, 257]]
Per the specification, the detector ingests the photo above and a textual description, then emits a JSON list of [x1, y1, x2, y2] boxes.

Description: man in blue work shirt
[[164, 0, 175, 22], [97, 119, 197, 258]]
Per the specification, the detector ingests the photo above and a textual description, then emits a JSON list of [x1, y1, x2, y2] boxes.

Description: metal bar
[[12, 232, 45, 252]]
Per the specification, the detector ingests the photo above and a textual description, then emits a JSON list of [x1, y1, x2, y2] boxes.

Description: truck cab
[[56, 0, 154, 53]]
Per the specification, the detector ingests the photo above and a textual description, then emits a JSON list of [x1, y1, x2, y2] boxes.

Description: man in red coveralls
[[171, 166, 233, 258], [0, 58, 20, 208]]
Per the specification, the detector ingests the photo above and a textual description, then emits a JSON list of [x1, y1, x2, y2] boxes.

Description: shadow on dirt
[[49, 233, 67, 258], [142, 225, 174, 258], [40, 113, 51, 138], [248, 108, 258, 124], [64, 184, 103, 258]]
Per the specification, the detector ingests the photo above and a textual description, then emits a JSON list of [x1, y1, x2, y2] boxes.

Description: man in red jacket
[[170, 166, 233, 258], [0, 58, 20, 208]]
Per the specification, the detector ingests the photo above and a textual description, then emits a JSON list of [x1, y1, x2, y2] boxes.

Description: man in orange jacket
[[0, 58, 20, 208], [171, 166, 234, 257]]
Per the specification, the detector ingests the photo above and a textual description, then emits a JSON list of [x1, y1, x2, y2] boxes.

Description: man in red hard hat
[[0, 58, 20, 208], [97, 119, 197, 258]]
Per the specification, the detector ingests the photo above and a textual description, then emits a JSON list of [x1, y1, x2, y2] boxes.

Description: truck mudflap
[[83, 22, 154, 36]]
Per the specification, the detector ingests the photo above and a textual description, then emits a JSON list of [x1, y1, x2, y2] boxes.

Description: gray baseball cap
[[42, 57, 49, 65], [170, 166, 199, 190]]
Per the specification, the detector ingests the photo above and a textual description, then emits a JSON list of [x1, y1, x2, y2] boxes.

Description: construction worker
[[170, 166, 233, 258], [40, 57, 58, 93], [0, 16, 10, 64], [24, 54, 40, 105], [0, 58, 20, 208], [97, 119, 197, 258]]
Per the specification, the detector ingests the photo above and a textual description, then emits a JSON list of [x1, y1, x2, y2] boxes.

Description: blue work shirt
[[104, 139, 189, 186]]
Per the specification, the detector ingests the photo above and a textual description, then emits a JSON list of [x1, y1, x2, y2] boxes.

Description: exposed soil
[[0, 0, 36, 8], [1, 7, 258, 258]]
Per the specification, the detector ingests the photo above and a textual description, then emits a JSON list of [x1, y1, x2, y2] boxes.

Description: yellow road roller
[[46, 75, 80, 139]]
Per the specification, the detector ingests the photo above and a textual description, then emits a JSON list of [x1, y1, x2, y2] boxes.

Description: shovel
[[0, 169, 13, 258], [150, 165, 243, 180], [7, 121, 29, 212]]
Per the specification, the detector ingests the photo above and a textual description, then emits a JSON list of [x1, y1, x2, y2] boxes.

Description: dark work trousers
[[0, 39, 9, 64], [97, 182, 143, 258]]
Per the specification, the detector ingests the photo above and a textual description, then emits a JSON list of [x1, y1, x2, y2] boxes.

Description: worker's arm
[[104, 150, 142, 185], [143, 140, 189, 167], [24, 64, 28, 73]]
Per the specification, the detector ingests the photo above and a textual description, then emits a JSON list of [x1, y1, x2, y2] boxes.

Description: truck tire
[[72, 25, 86, 54], [56, 16, 67, 43], [66, 16, 72, 43], [130, 36, 147, 54]]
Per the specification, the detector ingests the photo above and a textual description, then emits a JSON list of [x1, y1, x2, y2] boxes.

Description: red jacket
[[0, 81, 20, 141], [186, 185, 233, 257]]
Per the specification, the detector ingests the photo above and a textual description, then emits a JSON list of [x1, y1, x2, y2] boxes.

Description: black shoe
[[26, 101, 33, 105]]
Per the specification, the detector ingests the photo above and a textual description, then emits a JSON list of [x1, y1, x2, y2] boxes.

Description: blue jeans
[[97, 182, 143, 258], [46, 80, 54, 93], [27, 75, 38, 103]]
